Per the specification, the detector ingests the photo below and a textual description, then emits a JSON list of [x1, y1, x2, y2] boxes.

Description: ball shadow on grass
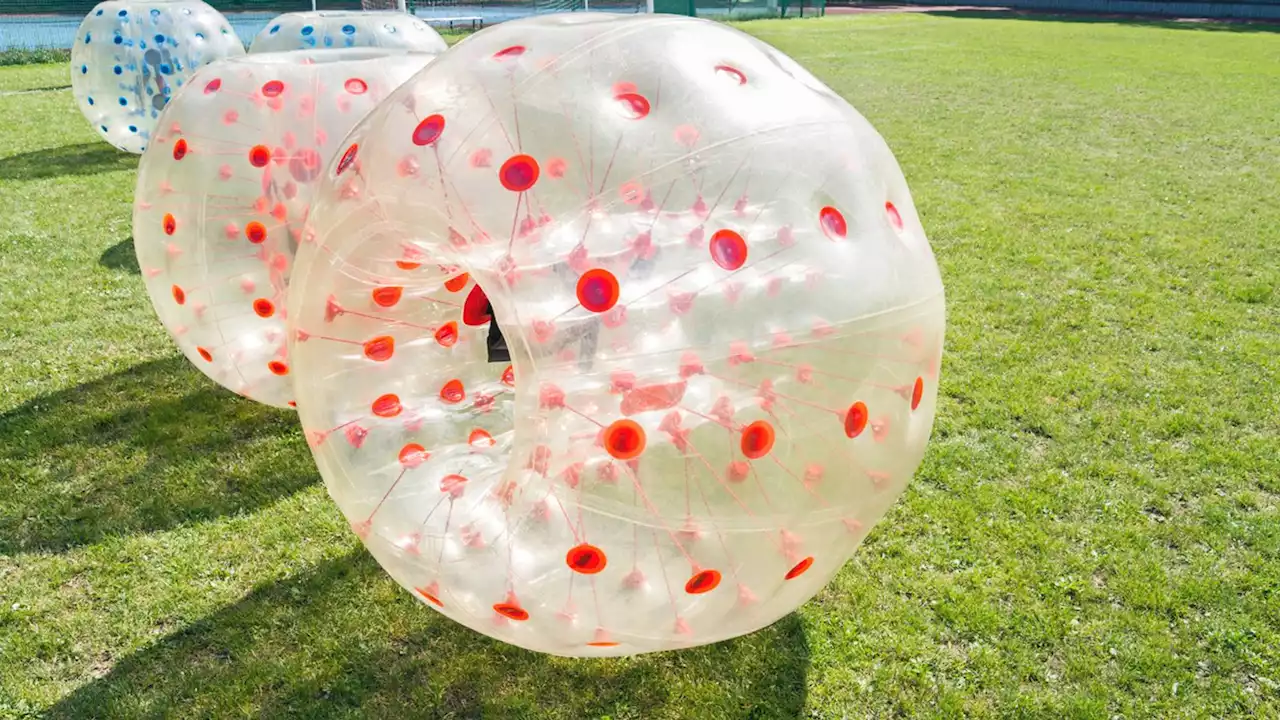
[[0, 357, 316, 554], [99, 235, 140, 274], [46, 550, 811, 719], [0, 141, 138, 181]]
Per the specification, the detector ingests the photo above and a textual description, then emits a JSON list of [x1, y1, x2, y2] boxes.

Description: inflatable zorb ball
[[288, 14, 945, 656], [71, 0, 244, 154], [133, 49, 436, 408], [250, 11, 448, 54]]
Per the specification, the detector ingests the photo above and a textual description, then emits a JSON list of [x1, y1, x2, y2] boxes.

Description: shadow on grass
[[0, 357, 315, 554], [0, 142, 137, 181], [99, 236, 140, 274], [47, 552, 811, 719]]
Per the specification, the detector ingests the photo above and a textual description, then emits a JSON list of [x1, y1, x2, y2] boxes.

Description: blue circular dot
[[194, 32, 204, 40], [341, 24, 356, 34], [113, 35, 123, 45], [95, 8, 102, 15], [159, 64, 171, 74], [84, 32, 91, 43], [323, 36, 333, 47], [154, 34, 165, 44], [118, 97, 127, 106], [80, 64, 87, 73], [301, 25, 313, 36], [269, 24, 280, 34], [128, 125, 137, 133], [150, 8, 160, 18], [118, 9, 127, 16], [87, 96, 95, 105], [100, 125, 108, 132], [113, 65, 122, 75]]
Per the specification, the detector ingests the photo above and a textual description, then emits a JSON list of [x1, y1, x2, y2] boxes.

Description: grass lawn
[[1, 12, 1278, 719]]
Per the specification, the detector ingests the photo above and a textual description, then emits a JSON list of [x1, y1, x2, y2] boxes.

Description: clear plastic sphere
[[249, 10, 449, 54], [132, 49, 436, 408], [70, 0, 245, 154], [288, 14, 946, 657]]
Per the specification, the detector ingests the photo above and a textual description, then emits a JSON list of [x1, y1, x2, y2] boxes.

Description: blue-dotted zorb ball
[[71, 0, 245, 154], [249, 11, 447, 54]]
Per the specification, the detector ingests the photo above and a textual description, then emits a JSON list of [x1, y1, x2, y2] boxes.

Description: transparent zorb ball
[[288, 14, 945, 657]]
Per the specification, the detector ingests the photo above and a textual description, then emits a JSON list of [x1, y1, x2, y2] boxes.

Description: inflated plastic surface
[[288, 14, 946, 656], [249, 11, 449, 54], [133, 49, 436, 408], [71, 0, 245, 154]]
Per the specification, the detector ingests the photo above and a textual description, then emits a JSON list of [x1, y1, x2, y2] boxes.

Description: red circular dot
[[371, 286, 402, 307], [499, 154, 539, 192], [501, 365, 515, 386], [820, 206, 846, 239], [434, 321, 458, 348], [268, 360, 289, 376], [412, 114, 445, 146], [196, 346, 212, 362], [372, 393, 402, 417], [604, 419, 645, 460], [253, 298, 274, 318], [363, 335, 394, 362], [162, 213, 176, 235], [344, 77, 367, 95], [439, 473, 467, 495], [844, 401, 868, 438], [203, 77, 221, 94], [171, 284, 185, 305], [614, 92, 650, 120], [566, 544, 607, 574], [715, 64, 747, 85], [444, 273, 469, 293], [336, 143, 358, 175], [462, 284, 492, 327], [493, 602, 529, 621], [911, 377, 924, 410], [469, 428, 495, 447], [288, 148, 322, 183], [576, 268, 619, 314], [440, 378, 465, 404], [785, 556, 814, 580], [245, 221, 267, 244], [685, 569, 722, 594], [493, 45, 526, 60], [248, 145, 271, 168], [709, 229, 747, 271], [886, 201, 904, 230], [172, 138, 188, 160], [416, 586, 443, 607], [261, 80, 284, 97], [399, 443, 430, 467], [740, 420, 775, 459]]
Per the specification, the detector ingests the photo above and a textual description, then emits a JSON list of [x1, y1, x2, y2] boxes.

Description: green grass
[[1, 12, 1278, 719]]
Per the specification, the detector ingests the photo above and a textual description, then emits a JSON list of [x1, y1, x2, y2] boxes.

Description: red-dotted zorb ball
[[249, 11, 449, 54], [71, 0, 245, 154], [288, 14, 946, 656], [132, 49, 436, 408]]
